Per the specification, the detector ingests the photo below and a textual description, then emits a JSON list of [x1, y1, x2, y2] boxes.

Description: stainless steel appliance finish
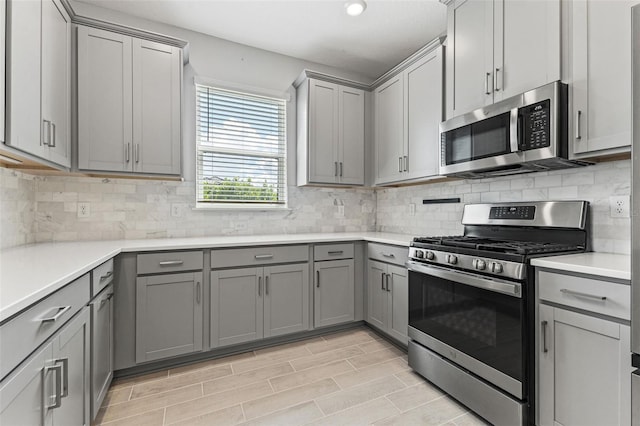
[[631, 4, 640, 421], [462, 201, 588, 229], [408, 248, 525, 280], [408, 341, 524, 426], [439, 81, 589, 178]]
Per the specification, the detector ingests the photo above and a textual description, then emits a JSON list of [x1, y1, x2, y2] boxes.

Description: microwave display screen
[[519, 99, 551, 150], [443, 112, 511, 165]]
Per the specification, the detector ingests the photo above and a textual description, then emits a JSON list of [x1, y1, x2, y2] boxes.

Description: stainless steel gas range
[[406, 201, 589, 426]]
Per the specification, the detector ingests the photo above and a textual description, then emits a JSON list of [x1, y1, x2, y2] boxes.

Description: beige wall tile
[[269, 360, 354, 392], [240, 401, 323, 426], [242, 378, 340, 420], [290, 346, 365, 371], [307, 397, 401, 426], [130, 364, 233, 399], [203, 362, 294, 396], [168, 404, 244, 426], [315, 375, 406, 416]]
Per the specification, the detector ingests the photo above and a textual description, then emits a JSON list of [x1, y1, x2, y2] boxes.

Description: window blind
[[196, 85, 286, 205]]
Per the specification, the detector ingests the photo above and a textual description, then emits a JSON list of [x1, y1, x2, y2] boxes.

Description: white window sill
[[194, 203, 291, 212]]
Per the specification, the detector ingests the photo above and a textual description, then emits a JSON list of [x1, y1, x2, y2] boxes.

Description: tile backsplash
[[0, 159, 631, 254]]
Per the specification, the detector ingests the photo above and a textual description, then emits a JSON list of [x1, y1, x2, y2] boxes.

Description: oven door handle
[[406, 261, 522, 298]]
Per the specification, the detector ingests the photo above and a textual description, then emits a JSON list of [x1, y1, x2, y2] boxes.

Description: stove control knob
[[491, 262, 503, 273], [447, 254, 458, 265], [414, 250, 424, 259], [474, 259, 486, 270], [425, 251, 435, 260]]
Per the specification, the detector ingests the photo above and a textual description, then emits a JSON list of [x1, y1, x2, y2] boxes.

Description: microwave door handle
[[510, 108, 520, 153]]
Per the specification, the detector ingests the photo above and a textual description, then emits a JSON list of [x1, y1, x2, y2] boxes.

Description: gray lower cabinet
[[366, 260, 408, 344], [0, 307, 91, 426], [90, 285, 114, 420], [136, 272, 204, 363], [210, 263, 310, 348], [313, 259, 355, 328]]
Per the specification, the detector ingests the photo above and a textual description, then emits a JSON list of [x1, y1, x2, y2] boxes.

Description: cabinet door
[[136, 272, 203, 363], [308, 79, 339, 184], [211, 268, 263, 347], [53, 308, 90, 426], [263, 264, 310, 338], [91, 289, 113, 420], [7, 0, 43, 157], [405, 48, 443, 180], [132, 39, 182, 175], [386, 265, 408, 344], [0, 0, 5, 144], [41, 0, 70, 167], [572, 0, 633, 154], [494, 0, 560, 101], [338, 86, 365, 185], [0, 342, 53, 426], [375, 75, 404, 184], [446, 0, 494, 118], [314, 260, 355, 328], [77, 27, 133, 172], [538, 305, 631, 426], [366, 260, 387, 331]]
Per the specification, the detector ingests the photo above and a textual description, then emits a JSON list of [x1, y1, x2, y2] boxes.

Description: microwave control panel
[[519, 99, 551, 151]]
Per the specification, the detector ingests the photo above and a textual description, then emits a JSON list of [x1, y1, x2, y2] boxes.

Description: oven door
[[407, 261, 525, 399]]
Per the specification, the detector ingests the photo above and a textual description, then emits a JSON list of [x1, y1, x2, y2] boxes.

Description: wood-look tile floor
[[94, 327, 489, 426]]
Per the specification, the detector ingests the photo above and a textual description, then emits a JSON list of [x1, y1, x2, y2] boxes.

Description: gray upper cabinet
[[375, 43, 443, 185], [314, 259, 355, 328], [445, 0, 560, 118], [570, 0, 634, 157], [136, 272, 204, 363], [296, 77, 365, 186], [78, 26, 182, 176], [6, 0, 71, 168]]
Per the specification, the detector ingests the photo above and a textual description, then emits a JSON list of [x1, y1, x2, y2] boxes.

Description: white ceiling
[[75, 0, 447, 80]]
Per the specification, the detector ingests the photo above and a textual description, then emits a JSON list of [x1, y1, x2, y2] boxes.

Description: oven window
[[408, 270, 523, 382], [443, 112, 512, 165]]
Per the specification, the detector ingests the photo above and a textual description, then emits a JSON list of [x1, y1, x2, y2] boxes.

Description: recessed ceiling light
[[345, 0, 367, 16]]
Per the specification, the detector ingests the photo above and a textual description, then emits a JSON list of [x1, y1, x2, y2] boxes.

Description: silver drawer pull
[[327, 250, 344, 255], [254, 254, 274, 260], [98, 292, 113, 310], [99, 270, 113, 281], [560, 288, 607, 301], [159, 260, 184, 266], [381, 253, 395, 258], [541, 320, 549, 353], [40, 306, 71, 323]]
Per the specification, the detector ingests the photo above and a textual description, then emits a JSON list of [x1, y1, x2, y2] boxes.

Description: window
[[196, 84, 287, 207]]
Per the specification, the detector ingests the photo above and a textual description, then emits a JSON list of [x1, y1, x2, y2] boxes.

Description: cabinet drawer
[[538, 270, 631, 320], [137, 251, 203, 275], [367, 243, 408, 267], [91, 258, 114, 297], [0, 274, 90, 380], [211, 245, 308, 269], [314, 243, 354, 261]]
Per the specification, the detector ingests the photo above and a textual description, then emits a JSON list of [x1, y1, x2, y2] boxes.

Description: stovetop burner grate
[[412, 235, 584, 255]]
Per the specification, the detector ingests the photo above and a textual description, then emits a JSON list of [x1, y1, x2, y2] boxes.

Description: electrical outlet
[[171, 204, 181, 217], [609, 195, 630, 218], [337, 205, 345, 217], [409, 203, 416, 216], [77, 203, 90, 218]]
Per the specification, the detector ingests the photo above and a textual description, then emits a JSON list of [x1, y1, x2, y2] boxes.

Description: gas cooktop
[[412, 235, 585, 256]]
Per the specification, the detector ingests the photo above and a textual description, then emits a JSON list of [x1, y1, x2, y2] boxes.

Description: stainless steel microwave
[[439, 81, 589, 178]]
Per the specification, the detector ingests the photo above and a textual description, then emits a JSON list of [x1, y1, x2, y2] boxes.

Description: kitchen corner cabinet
[[296, 77, 365, 186], [445, 0, 560, 118], [570, 0, 634, 157], [210, 263, 310, 347], [78, 26, 182, 176], [6, 0, 71, 167], [374, 44, 443, 185], [537, 270, 632, 426]]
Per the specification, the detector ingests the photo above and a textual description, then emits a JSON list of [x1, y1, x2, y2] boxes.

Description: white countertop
[[0, 232, 414, 322], [531, 252, 631, 281]]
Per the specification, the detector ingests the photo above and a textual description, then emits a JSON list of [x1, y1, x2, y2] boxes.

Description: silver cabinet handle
[[316, 270, 320, 288], [125, 143, 130, 162], [398, 157, 402, 173], [159, 260, 184, 266], [55, 358, 69, 397], [339, 162, 343, 177], [575, 110, 582, 140], [135, 144, 140, 163], [43, 363, 63, 410], [42, 119, 52, 146], [98, 292, 113, 310], [541, 320, 548, 353], [381, 273, 385, 290], [50, 122, 56, 148], [327, 250, 344, 255], [334, 161, 338, 177], [485, 72, 492, 95], [100, 271, 113, 282], [265, 276, 269, 295], [196, 281, 201, 304], [258, 276, 262, 296], [254, 254, 274, 260], [381, 252, 395, 258], [386, 273, 390, 292], [560, 288, 607, 301], [40, 306, 71, 323], [494, 68, 501, 92], [403, 156, 408, 172]]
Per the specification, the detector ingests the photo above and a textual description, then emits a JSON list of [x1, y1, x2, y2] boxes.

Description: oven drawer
[[367, 243, 408, 267], [137, 251, 204, 275], [314, 243, 353, 261], [538, 270, 630, 320]]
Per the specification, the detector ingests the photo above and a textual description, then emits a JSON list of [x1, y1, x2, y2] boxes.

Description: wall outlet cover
[[609, 195, 630, 218], [77, 203, 90, 218]]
